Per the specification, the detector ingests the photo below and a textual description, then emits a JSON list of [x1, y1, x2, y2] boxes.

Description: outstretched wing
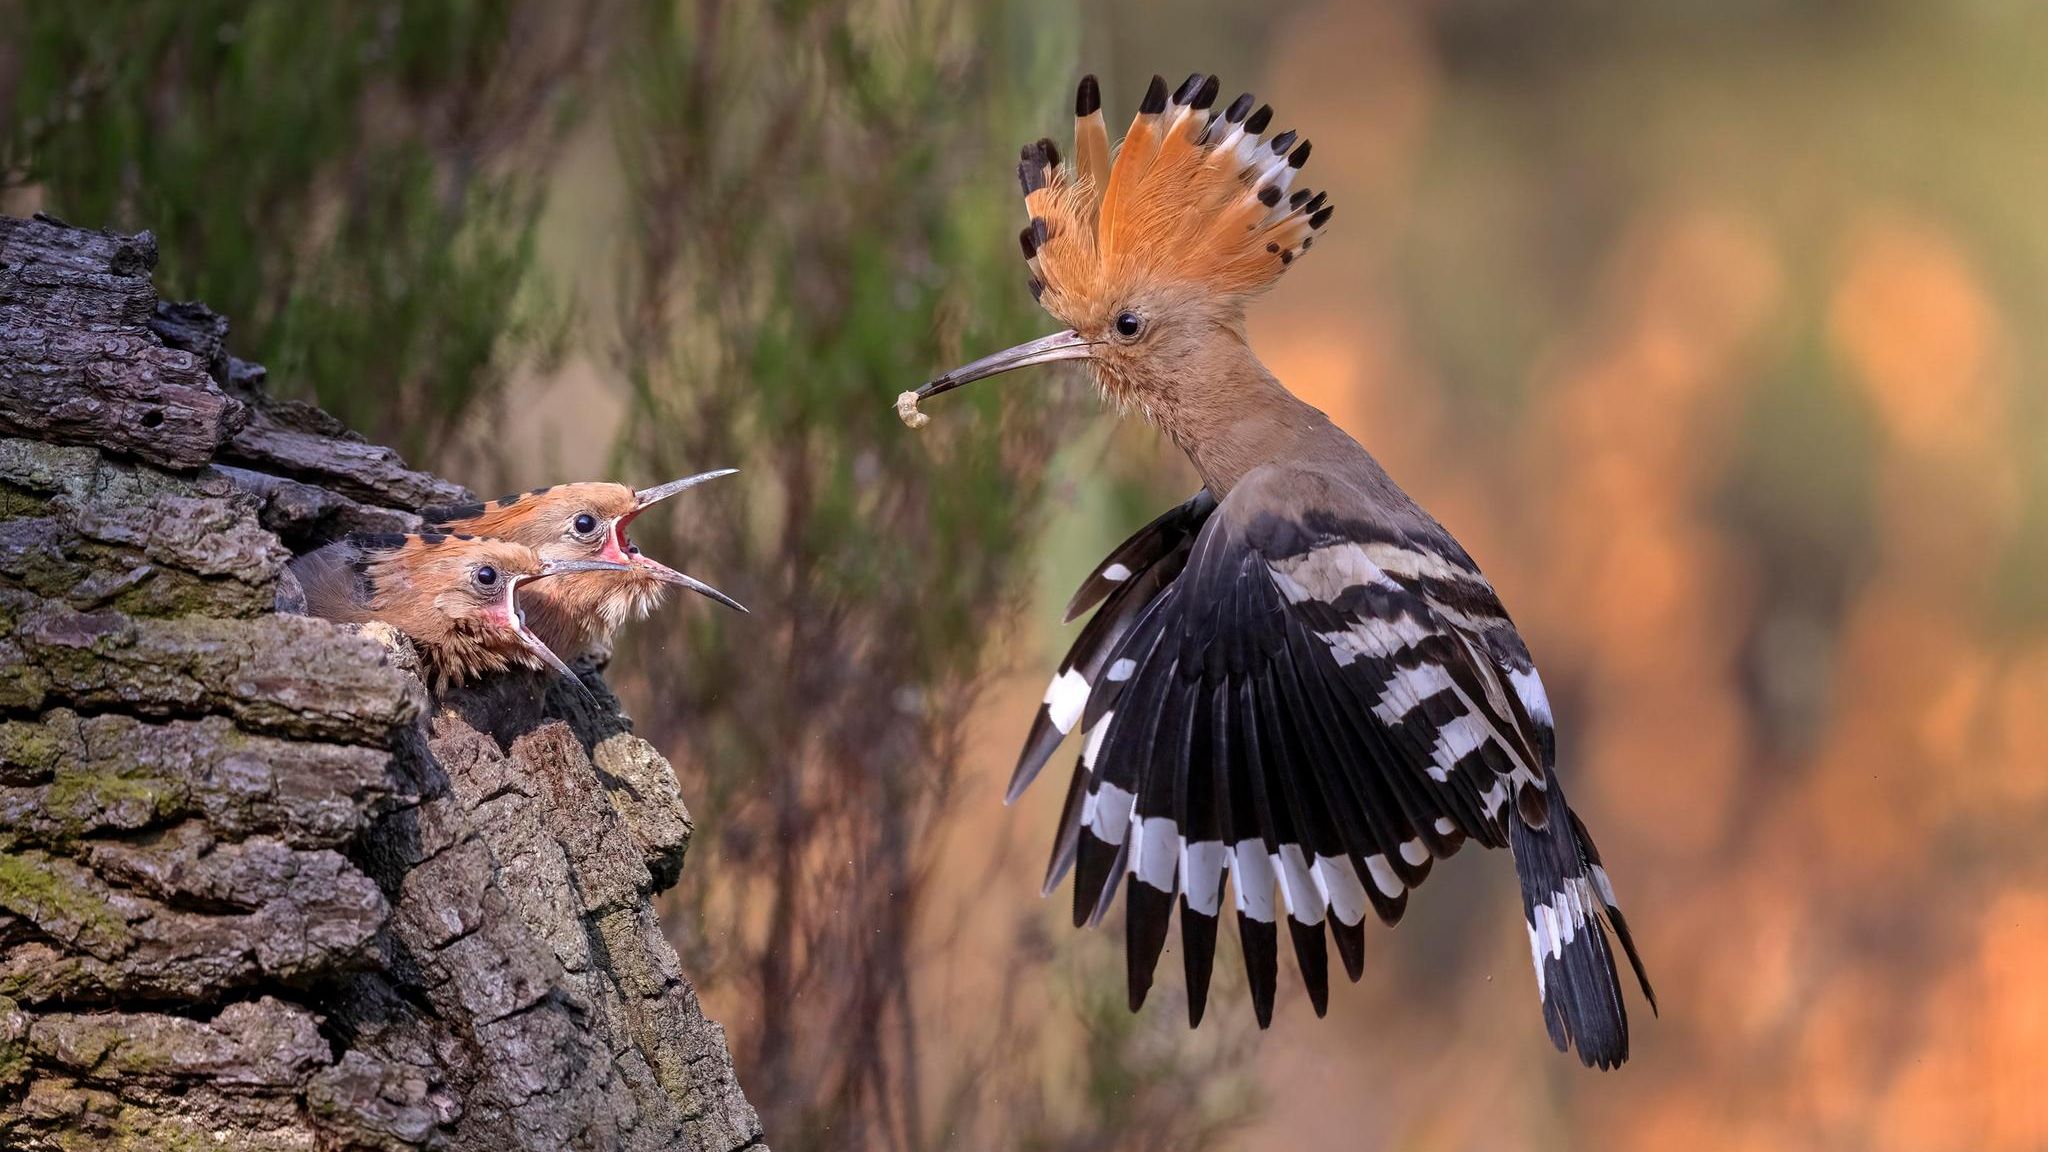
[[1016, 467, 1560, 1027], [1008, 489, 1217, 806]]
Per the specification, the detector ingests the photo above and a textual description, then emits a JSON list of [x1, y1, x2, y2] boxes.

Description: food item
[[894, 390, 930, 429]]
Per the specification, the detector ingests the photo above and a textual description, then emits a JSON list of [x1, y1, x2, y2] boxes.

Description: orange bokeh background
[[871, 5, 2048, 1148]]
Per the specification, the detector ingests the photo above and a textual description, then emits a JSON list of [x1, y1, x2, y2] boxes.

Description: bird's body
[[289, 532, 625, 689], [420, 472, 743, 660], [912, 72, 1654, 1067]]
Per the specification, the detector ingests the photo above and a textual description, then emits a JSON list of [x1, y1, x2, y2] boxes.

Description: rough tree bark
[[0, 213, 766, 1151]]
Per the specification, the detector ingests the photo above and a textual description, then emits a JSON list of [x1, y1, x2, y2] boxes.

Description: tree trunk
[[0, 213, 766, 1151]]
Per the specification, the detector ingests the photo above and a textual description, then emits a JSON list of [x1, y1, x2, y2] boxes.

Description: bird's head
[[344, 533, 631, 685], [420, 473, 746, 640], [914, 72, 1332, 423]]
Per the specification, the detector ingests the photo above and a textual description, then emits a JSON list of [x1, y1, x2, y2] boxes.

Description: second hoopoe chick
[[908, 72, 1655, 1067], [419, 471, 743, 661], [290, 532, 627, 689]]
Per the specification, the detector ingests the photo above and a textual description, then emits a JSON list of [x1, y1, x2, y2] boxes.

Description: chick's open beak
[[914, 329, 1096, 403], [610, 468, 747, 614], [505, 559, 631, 681], [631, 468, 738, 515], [633, 555, 748, 614]]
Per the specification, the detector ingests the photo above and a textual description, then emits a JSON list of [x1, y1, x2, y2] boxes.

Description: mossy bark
[[0, 214, 765, 1151]]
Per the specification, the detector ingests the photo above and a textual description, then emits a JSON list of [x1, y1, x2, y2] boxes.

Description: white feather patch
[[1267, 541, 1403, 605], [1183, 840, 1229, 917], [1081, 716, 1112, 771], [1043, 669, 1088, 736], [1509, 666, 1553, 727], [1480, 779, 1509, 818], [1134, 817, 1182, 892], [1101, 562, 1133, 583], [1315, 613, 1437, 668], [1233, 131, 1268, 172], [1084, 782, 1135, 846], [1232, 841, 1277, 923], [1364, 854, 1403, 899], [1360, 542, 1489, 586], [1278, 843, 1324, 925], [1315, 855, 1369, 926], [1373, 662, 1456, 724], [1525, 881, 1596, 999], [1428, 713, 1491, 781], [1590, 863, 1618, 908]]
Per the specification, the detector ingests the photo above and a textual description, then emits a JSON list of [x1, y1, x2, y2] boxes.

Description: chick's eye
[[475, 565, 498, 588], [573, 513, 598, 536], [1114, 311, 1143, 339]]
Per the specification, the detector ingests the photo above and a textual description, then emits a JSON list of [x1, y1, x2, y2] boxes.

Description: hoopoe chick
[[289, 532, 627, 689], [419, 471, 743, 661], [908, 73, 1655, 1067]]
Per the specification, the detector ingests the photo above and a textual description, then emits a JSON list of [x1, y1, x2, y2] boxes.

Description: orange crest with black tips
[[1018, 72, 1333, 326]]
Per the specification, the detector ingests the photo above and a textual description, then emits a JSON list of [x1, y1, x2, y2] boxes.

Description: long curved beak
[[634, 556, 748, 615], [914, 329, 1096, 402], [506, 560, 632, 681], [537, 559, 637, 580], [633, 468, 737, 513]]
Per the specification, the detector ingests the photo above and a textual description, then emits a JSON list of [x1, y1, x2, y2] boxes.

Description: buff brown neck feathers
[[901, 72, 1655, 1069], [290, 470, 740, 688]]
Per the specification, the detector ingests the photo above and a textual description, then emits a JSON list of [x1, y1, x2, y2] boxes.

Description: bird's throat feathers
[[1094, 324, 1336, 497], [515, 569, 669, 659]]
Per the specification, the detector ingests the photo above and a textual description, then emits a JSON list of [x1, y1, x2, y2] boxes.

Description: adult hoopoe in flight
[[906, 72, 1655, 1067], [289, 532, 628, 689], [420, 472, 745, 660]]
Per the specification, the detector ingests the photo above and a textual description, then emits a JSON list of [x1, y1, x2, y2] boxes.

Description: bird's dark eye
[[1114, 311, 1144, 339], [573, 513, 598, 536], [475, 565, 498, 588]]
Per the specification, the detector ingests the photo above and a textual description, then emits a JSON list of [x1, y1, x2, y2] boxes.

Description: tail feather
[[1571, 807, 1658, 1016], [1510, 795, 1652, 1070]]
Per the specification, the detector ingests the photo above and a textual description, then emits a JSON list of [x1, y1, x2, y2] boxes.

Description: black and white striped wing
[[1007, 489, 1217, 805], [1015, 473, 1561, 1028]]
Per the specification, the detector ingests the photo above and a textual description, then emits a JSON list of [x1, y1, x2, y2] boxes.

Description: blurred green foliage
[[1, 0, 557, 459], [613, 0, 1061, 1137], [607, 1, 1255, 1147]]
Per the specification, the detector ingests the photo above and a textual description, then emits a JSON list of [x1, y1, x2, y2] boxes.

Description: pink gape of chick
[[421, 471, 744, 661]]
